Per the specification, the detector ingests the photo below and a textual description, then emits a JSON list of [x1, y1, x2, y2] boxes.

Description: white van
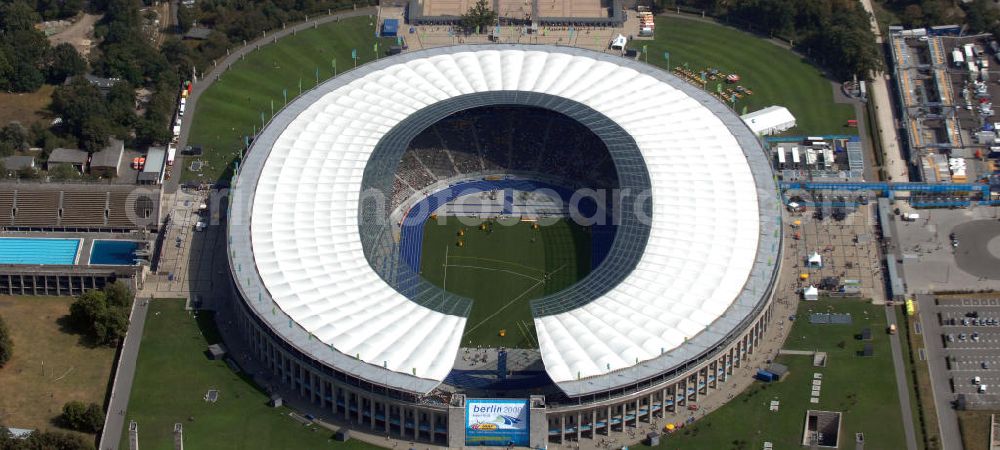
[[979, 384, 988, 393], [974, 376, 982, 385]]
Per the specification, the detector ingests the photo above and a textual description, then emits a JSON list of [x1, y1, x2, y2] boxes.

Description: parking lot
[[923, 294, 1000, 409]]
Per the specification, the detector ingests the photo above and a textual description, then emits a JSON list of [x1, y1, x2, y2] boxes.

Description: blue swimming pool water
[[89, 240, 140, 265], [0, 238, 81, 265]]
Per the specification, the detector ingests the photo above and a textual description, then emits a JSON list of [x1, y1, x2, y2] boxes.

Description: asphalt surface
[[916, 293, 965, 450], [885, 305, 920, 450], [99, 298, 151, 450], [952, 219, 1000, 280]]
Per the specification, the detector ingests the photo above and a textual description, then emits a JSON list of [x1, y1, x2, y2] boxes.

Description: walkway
[[885, 305, 920, 450], [858, 0, 910, 182], [98, 297, 151, 450]]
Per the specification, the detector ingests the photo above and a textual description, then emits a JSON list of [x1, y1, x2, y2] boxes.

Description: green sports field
[[644, 16, 857, 135], [419, 217, 590, 348], [184, 16, 389, 184]]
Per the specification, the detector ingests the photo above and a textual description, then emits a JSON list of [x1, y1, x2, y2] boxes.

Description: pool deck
[[0, 231, 148, 267]]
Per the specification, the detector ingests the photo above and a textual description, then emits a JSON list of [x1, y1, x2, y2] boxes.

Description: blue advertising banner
[[465, 399, 530, 446]]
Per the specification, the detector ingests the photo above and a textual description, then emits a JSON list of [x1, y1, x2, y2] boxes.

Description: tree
[[0, 1, 41, 32], [68, 283, 132, 346], [48, 164, 81, 181], [61, 401, 104, 432], [460, 0, 496, 34], [0, 123, 29, 156], [177, 5, 197, 33], [965, 0, 1000, 33], [0, 315, 11, 368], [104, 281, 132, 309], [0, 426, 93, 449], [46, 43, 87, 85], [901, 4, 925, 28]]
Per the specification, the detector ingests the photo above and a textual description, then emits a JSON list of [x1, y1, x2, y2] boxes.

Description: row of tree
[[887, 0, 1000, 37], [662, 0, 883, 80], [0, 427, 94, 450]]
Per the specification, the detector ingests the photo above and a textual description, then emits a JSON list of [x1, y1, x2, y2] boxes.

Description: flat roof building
[[1, 156, 35, 171], [138, 147, 166, 185], [90, 138, 124, 178], [47, 148, 89, 172]]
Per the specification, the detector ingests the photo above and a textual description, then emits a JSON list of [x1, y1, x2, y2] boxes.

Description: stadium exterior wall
[[230, 280, 777, 445]]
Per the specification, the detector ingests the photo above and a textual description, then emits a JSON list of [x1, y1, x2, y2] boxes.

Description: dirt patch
[[0, 84, 55, 127], [47, 13, 101, 57]]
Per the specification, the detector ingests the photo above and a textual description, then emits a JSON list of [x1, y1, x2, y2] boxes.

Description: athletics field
[[419, 216, 590, 348]]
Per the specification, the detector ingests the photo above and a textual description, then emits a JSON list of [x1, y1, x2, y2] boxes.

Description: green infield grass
[[419, 216, 590, 348], [119, 299, 378, 450]]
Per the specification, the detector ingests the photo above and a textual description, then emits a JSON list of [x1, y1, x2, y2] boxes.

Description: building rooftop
[[48, 148, 89, 165], [91, 138, 125, 168], [1, 156, 35, 171]]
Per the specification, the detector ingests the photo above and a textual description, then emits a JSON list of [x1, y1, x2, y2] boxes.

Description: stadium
[[227, 45, 781, 447]]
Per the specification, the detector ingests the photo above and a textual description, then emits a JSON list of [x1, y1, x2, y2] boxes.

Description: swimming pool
[[0, 238, 82, 265], [89, 240, 140, 265]]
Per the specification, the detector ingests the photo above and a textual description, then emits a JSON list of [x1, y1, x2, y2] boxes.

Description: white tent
[[803, 285, 819, 301], [741, 106, 796, 136], [807, 252, 823, 268], [610, 34, 628, 50]]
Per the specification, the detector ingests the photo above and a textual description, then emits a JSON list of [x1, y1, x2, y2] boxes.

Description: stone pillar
[[384, 403, 390, 434], [371, 400, 376, 430], [447, 394, 465, 448], [528, 396, 546, 448]]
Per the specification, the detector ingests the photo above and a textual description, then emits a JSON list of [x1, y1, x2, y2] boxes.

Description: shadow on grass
[[192, 309, 271, 402]]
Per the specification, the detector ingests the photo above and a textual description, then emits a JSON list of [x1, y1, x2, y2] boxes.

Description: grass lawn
[[0, 296, 116, 438], [419, 217, 590, 348], [644, 17, 856, 135], [958, 410, 997, 450], [0, 84, 55, 127], [184, 16, 390, 184], [120, 299, 377, 450], [639, 299, 907, 449]]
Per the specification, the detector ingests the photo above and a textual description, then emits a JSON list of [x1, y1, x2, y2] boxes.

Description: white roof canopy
[[229, 46, 772, 393]]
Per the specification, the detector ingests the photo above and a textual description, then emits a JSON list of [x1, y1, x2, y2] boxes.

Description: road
[[858, 0, 910, 182], [98, 297, 151, 450], [885, 305, 920, 450]]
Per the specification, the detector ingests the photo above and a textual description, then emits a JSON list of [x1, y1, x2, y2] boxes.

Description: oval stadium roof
[[228, 45, 780, 395]]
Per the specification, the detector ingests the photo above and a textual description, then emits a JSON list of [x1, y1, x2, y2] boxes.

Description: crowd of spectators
[[389, 106, 618, 210]]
